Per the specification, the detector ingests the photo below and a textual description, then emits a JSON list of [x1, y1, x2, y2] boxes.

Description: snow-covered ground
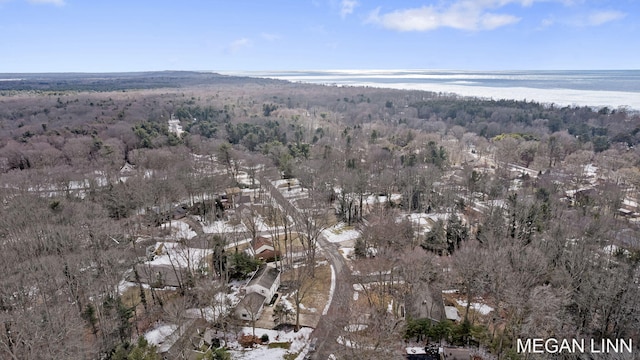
[[237, 171, 259, 186], [323, 223, 361, 244], [252, 215, 272, 232], [117, 279, 151, 295], [344, 324, 368, 332], [146, 242, 211, 271], [227, 327, 313, 360], [161, 220, 197, 240], [185, 290, 242, 321], [455, 299, 494, 315], [363, 193, 402, 206], [340, 247, 354, 260], [405, 213, 450, 228], [144, 324, 178, 346], [282, 186, 308, 199], [200, 219, 248, 234], [323, 265, 336, 316]]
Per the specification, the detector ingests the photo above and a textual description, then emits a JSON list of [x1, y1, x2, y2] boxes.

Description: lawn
[[280, 263, 332, 313]]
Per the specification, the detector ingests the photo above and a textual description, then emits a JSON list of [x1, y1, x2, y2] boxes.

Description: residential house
[[120, 162, 136, 174], [234, 264, 281, 321], [168, 114, 184, 136], [134, 263, 187, 288], [245, 264, 280, 302], [253, 236, 281, 262], [235, 292, 267, 321], [225, 187, 242, 207]]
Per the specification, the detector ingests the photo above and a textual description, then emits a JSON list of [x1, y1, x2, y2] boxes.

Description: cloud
[[27, 0, 65, 5], [538, 7, 625, 29], [586, 10, 626, 26], [228, 38, 251, 53], [367, 2, 522, 32], [340, 0, 358, 18]]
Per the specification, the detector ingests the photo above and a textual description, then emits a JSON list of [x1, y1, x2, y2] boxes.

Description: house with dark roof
[[133, 263, 186, 288], [120, 162, 136, 175]]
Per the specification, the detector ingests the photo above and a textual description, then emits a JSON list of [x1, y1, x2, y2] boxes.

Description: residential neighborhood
[[1, 71, 639, 360]]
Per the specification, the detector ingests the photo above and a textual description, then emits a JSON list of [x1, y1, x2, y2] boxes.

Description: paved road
[[259, 175, 352, 359], [308, 233, 352, 360]]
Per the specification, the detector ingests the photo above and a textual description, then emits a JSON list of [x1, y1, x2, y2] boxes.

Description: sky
[[1, 0, 638, 72]]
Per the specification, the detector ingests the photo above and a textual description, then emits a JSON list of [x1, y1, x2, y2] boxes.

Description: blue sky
[[1, 0, 638, 72]]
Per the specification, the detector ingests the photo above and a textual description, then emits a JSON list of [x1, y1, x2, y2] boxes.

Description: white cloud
[[480, 13, 521, 30], [340, 0, 358, 18], [562, 10, 626, 27], [367, 2, 521, 32], [586, 10, 626, 26], [228, 38, 251, 53], [27, 0, 65, 5]]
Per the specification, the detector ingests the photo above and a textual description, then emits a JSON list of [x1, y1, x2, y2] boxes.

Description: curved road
[[259, 175, 352, 359]]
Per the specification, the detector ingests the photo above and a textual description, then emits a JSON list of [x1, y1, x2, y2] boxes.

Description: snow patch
[[228, 327, 313, 360], [161, 220, 197, 240], [344, 324, 367, 332], [455, 299, 494, 315], [144, 324, 178, 346], [322, 223, 361, 243]]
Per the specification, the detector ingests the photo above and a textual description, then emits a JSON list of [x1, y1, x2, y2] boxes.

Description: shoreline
[[223, 70, 640, 111]]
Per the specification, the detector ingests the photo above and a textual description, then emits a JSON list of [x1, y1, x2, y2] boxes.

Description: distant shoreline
[[224, 70, 640, 111]]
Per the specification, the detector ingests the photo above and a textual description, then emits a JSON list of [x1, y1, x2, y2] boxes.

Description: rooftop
[[247, 264, 280, 290]]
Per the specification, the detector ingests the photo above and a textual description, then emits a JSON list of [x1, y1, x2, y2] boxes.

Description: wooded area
[[0, 72, 638, 359]]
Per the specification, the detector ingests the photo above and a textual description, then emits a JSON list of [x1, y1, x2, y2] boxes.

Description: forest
[[0, 72, 639, 360]]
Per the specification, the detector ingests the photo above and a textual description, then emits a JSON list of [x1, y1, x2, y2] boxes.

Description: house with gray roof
[[245, 264, 280, 302], [234, 264, 280, 321], [235, 292, 267, 321]]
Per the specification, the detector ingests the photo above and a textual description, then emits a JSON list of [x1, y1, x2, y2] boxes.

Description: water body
[[225, 70, 640, 110]]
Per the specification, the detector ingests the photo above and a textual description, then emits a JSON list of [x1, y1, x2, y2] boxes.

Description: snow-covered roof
[[444, 306, 461, 321]]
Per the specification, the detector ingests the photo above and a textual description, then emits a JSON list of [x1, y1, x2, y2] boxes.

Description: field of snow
[[161, 220, 197, 240], [146, 242, 211, 271], [201, 219, 248, 234], [144, 324, 178, 346], [455, 299, 494, 315], [322, 223, 361, 243], [227, 327, 313, 360], [363, 193, 402, 205]]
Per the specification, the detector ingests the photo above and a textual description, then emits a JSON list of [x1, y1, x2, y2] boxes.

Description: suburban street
[[259, 175, 352, 359]]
